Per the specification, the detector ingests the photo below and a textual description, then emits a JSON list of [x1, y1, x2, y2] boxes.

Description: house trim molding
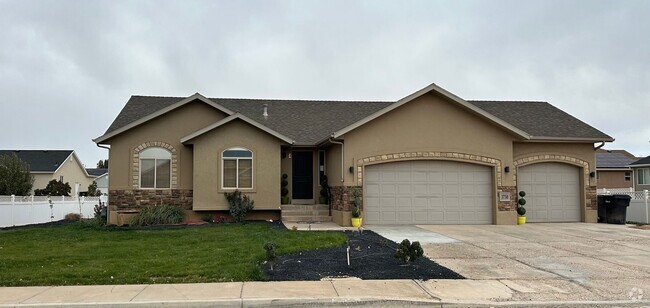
[[355, 151, 503, 187], [132, 141, 178, 189]]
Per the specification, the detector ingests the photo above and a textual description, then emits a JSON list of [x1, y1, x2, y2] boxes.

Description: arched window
[[140, 147, 171, 189], [222, 147, 253, 189]]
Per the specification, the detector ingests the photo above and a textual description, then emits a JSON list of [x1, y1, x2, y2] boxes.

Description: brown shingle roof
[[102, 95, 612, 145], [467, 100, 612, 140]]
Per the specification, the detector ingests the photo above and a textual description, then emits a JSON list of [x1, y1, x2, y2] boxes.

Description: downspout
[[594, 141, 605, 151], [328, 137, 345, 218], [328, 137, 345, 184], [95, 143, 110, 224]]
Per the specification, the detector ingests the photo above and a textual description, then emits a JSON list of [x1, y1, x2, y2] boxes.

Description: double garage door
[[364, 160, 493, 225], [364, 160, 581, 225]]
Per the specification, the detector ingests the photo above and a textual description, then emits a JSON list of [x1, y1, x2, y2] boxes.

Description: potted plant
[[319, 175, 329, 204], [350, 187, 362, 227], [517, 190, 527, 225], [281, 174, 290, 205]]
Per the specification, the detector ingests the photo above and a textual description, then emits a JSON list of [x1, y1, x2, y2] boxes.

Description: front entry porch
[[280, 204, 332, 223]]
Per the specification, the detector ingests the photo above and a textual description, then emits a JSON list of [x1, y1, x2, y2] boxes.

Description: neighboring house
[[595, 149, 638, 189], [94, 83, 613, 226], [630, 156, 650, 191], [0, 150, 94, 196], [86, 168, 109, 195]]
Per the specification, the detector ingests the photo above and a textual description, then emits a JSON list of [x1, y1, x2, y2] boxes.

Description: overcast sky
[[1, 0, 649, 168]]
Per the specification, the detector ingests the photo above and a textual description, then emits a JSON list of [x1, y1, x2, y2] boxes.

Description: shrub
[[130, 204, 186, 226], [34, 179, 71, 196], [64, 213, 81, 221], [87, 181, 102, 196], [0, 153, 34, 195], [264, 242, 277, 271], [224, 190, 254, 223], [395, 239, 424, 264]]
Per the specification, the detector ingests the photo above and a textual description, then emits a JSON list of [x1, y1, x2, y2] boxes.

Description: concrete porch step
[[281, 215, 333, 223], [281, 204, 329, 211], [281, 204, 331, 223], [281, 209, 330, 216]]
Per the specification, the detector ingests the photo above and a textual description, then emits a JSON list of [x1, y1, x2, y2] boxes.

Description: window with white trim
[[639, 168, 650, 185], [222, 147, 253, 189], [624, 171, 631, 182], [140, 147, 171, 189]]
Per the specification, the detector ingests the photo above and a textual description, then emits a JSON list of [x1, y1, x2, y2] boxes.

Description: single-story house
[[595, 149, 638, 190], [629, 156, 650, 192], [94, 83, 613, 225], [86, 168, 109, 195], [0, 150, 95, 196]]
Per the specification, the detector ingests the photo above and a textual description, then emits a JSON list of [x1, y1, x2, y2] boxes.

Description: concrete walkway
[[2, 223, 650, 307]]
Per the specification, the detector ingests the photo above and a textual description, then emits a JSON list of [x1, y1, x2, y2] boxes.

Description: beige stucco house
[[595, 149, 638, 190], [94, 83, 613, 226], [0, 150, 95, 196]]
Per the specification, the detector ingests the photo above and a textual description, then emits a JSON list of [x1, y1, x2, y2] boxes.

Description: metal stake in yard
[[347, 246, 350, 266]]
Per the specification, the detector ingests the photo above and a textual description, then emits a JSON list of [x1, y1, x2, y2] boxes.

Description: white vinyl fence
[[0, 195, 107, 228], [597, 189, 650, 224]]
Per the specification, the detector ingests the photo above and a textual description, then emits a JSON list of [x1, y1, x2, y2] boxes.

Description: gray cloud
[[1, 0, 648, 169]]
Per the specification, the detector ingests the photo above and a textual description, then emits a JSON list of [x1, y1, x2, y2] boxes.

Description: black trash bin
[[597, 195, 614, 223], [606, 194, 631, 224]]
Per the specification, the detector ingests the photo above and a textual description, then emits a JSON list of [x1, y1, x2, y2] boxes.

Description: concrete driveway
[[408, 223, 650, 301]]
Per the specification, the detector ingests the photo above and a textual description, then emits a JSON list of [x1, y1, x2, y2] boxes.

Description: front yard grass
[[0, 222, 347, 286]]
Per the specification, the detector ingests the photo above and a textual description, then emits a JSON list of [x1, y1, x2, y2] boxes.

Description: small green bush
[[264, 242, 277, 271], [130, 204, 186, 226], [395, 239, 424, 264], [224, 190, 254, 223]]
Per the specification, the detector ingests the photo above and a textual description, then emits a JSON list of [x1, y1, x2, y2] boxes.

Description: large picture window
[[140, 147, 171, 189], [639, 168, 650, 185], [222, 147, 253, 189]]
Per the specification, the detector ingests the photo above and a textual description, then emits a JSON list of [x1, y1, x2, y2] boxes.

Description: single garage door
[[364, 160, 493, 225], [517, 163, 581, 222]]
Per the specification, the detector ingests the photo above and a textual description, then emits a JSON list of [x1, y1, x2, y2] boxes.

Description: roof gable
[[332, 83, 531, 140], [181, 113, 294, 144], [0, 150, 74, 173], [94, 94, 234, 143]]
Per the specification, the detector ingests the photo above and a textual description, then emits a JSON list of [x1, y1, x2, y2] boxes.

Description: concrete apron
[[417, 223, 650, 303]]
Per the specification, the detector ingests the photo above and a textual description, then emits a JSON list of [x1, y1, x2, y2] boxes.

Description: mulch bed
[[262, 229, 464, 281]]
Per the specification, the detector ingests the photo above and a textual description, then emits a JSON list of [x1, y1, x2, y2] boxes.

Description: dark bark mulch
[[263, 229, 464, 281]]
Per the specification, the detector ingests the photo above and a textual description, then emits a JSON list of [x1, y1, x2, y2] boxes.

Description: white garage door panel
[[518, 163, 580, 223], [364, 160, 493, 225]]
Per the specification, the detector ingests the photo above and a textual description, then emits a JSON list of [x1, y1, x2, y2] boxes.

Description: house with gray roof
[[0, 150, 95, 195], [595, 149, 638, 190], [94, 82, 613, 226], [629, 155, 650, 191]]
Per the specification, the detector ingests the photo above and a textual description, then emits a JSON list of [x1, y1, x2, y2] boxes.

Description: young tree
[[34, 179, 72, 196], [0, 154, 34, 195], [87, 181, 102, 196], [97, 159, 109, 169]]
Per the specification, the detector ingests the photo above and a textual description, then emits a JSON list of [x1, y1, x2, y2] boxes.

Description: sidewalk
[[1, 279, 648, 307]]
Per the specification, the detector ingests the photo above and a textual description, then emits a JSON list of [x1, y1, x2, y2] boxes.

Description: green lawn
[[0, 222, 347, 286]]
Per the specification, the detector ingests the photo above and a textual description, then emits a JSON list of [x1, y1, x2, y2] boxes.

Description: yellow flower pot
[[517, 216, 526, 225], [351, 217, 363, 227]]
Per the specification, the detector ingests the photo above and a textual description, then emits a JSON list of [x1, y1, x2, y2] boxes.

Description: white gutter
[[328, 137, 345, 184]]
